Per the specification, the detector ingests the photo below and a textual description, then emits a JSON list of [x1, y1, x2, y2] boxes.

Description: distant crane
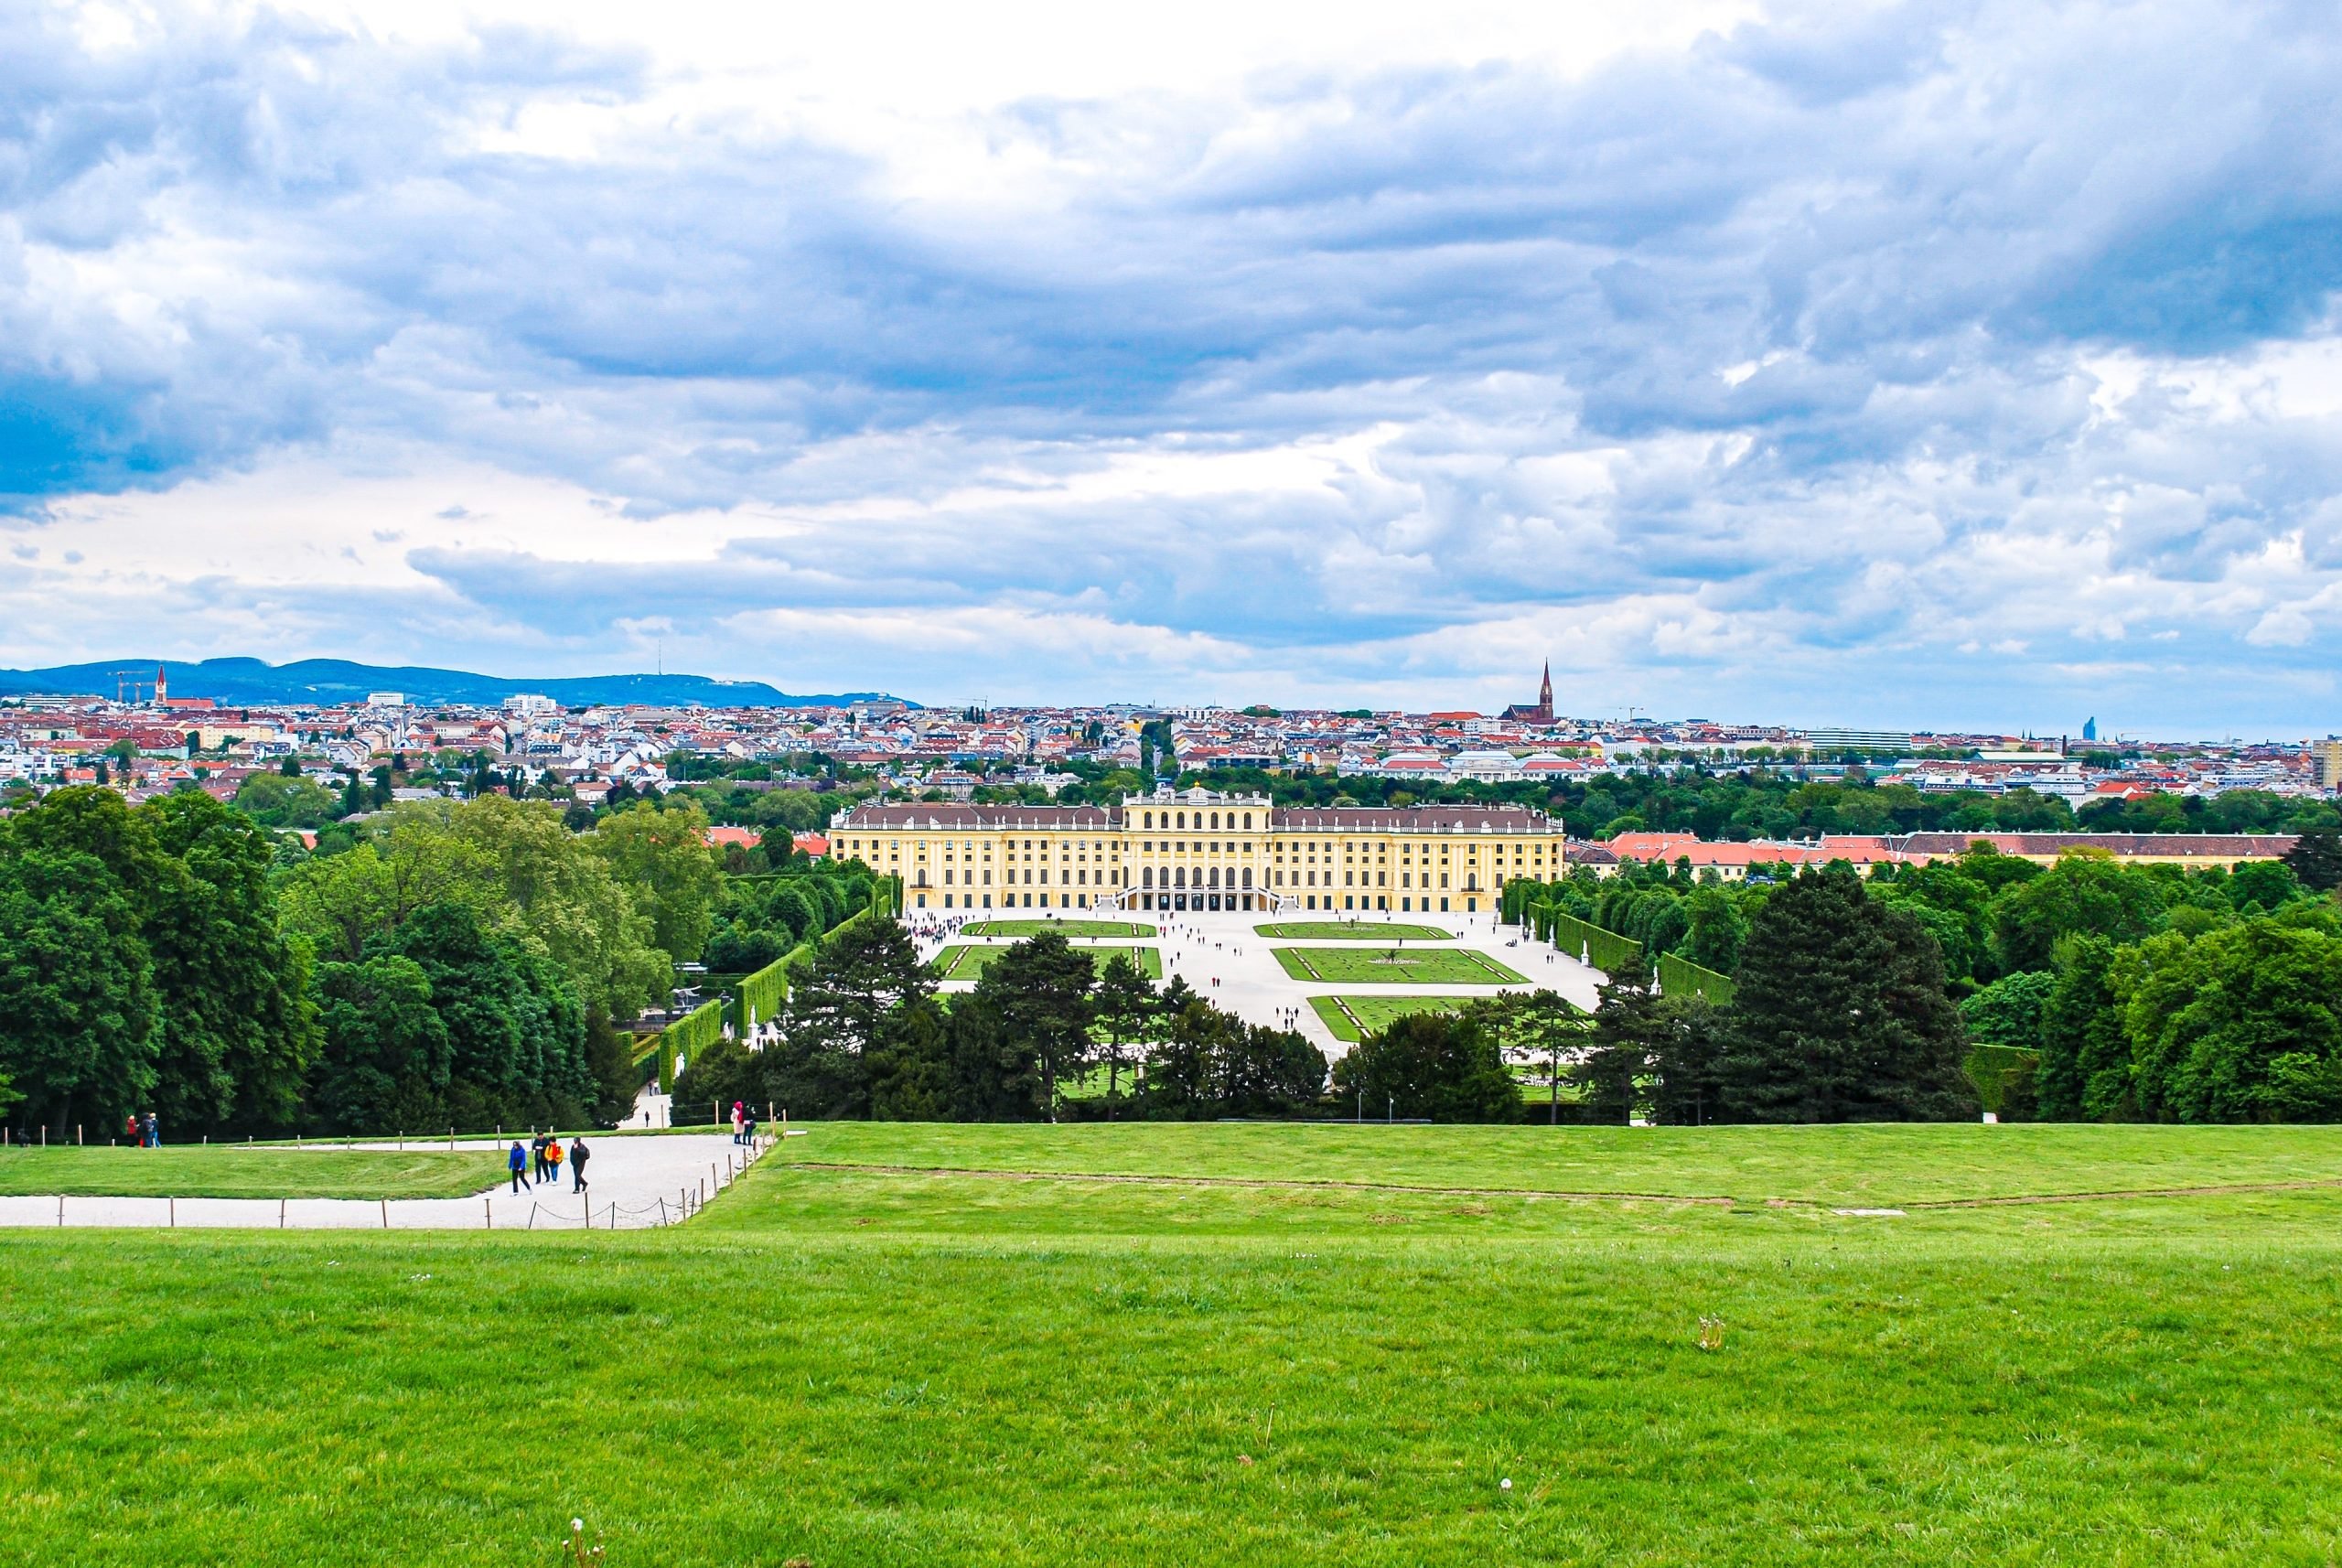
[[109, 670, 151, 705]]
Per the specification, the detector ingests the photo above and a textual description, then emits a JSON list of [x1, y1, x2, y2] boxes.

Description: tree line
[[0, 787, 866, 1141], [1524, 832, 2342, 1123], [676, 926, 1331, 1123]]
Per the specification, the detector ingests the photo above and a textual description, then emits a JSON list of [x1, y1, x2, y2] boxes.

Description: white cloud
[[5, 0, 2342, 733]]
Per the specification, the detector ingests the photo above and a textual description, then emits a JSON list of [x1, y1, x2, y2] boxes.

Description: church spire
[[1539, 660, 1552, 711]]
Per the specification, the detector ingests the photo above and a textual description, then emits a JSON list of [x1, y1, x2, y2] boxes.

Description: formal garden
[[1273, 946, 1529, 984], [1253, 921, 1455, 940], [932, 944, 1164, 982], [1307, 993, 1473, 1043]]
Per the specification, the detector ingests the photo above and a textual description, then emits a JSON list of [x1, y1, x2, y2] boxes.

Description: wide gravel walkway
[[0, 1132, 771, 1231], [914, 907, 1603, 1055]]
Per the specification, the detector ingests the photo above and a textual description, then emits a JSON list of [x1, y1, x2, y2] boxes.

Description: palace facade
[[831, 787, 1568, 916]]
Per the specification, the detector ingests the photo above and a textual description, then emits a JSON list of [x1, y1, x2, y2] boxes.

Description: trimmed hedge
[[1657, 951, 1736, 1007], [1964, 1044, 2039, 1116], [1549, 909, 1644, 976], [659, 998, 725, 1092], [722, 886, 902, 1036], [737, 953, 790, 1030]]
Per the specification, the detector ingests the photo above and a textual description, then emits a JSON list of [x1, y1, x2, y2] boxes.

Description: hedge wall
[[1964, 1044, 2039, 1116], [658, 998, 725, 1092], [1656, 951, 1736, 1007], [1549, 909, 1644, 976], [725, 887, 901, 1036], [737, 953, 790, 1031]]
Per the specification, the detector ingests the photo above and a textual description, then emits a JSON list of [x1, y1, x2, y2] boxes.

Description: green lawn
[[762, 1121, 2342, 1206], [1256, 921, 1455, 940], [1309, 993, 1475, 1042], [933, 944, 1162, 981], [962, 919, 1156, 938], [1273, 946, 1528, 985], [8, 1124, 2342, 1563], [0, 1147, 508, 1199]]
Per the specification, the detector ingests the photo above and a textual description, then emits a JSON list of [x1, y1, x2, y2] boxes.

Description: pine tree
[[1723, 865, 1977, 1122], [1573, 958, 1661, 1124], [1091, 952, 1159, 1114], [2284, 829, 2342, 894], [971, 933, 1098, 1121], [774, 914, 933, 1119]]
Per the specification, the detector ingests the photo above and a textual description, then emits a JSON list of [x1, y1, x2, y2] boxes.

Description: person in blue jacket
[[508, 1140, 531, 1193]]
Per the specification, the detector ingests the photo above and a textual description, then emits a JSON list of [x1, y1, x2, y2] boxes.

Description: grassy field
[[6, 1124, 2342, 1564], [932, 944, 1163, 981], [1309, 993, 1474, 1041], [1274, 946, 1528, 985], [962, 919, 1156, 938], [1255, 921, 1455, 940], [0, 1147, 508, 1198]]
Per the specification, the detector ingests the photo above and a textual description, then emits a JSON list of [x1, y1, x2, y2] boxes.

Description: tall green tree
[[869, 995, 954, 1121], [1470, 990, 1586, 1125], [592, 799, 722, 964], [1647, 996, 1730, 1126], [379, 902, 591, 1131], [0, 844, 157, 1136], [772, 915, 932, 1118], [2118, 915, 2342, 1122], [308, 955, 450, 1133], [1678, 885, 1748, 973], [232, 772, 339, 830], [1091, 951, 1158, 1112], [970, 933, 1098, 1120], [947, 995, 1042, 1122], [2034, 936, 2133, 1121], [1333, 1011, 1521, 1123], [2283, 829, 2342, 894], [1958, 970, 2057, 1053], [1214, 1023, 1328, 1116], [1992, 853, 2167, 974], [443, 796, 666, 1020], [1574, 958, 1662, 1125], [1724, 865, 1978, 1122], [139, 792, 320, 1133]]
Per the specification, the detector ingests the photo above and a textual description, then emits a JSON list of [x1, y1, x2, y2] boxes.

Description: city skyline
[[0, 650, 2326, 746], [6, 2, 2342, 730]]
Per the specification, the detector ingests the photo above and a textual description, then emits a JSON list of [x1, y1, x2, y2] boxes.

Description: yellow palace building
[[831, 787, 1568, 916]]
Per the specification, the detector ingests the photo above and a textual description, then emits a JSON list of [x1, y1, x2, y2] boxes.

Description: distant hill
[[0, 658, 909, 710]]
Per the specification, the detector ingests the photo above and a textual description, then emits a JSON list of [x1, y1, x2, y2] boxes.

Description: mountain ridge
[[0, 657, 910, 710]]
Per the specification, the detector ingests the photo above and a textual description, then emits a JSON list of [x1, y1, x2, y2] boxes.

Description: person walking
[[531, 1130, 550, 1183], [731, 1101, 746, 1144], [143, 1112, 159, 1148], [569, 1136, 590, 1194], [508, 1140, 530, 1193], [545, 1135, 564, 1191]]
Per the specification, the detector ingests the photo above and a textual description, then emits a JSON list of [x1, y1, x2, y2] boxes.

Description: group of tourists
[[506, 1131, 590, 1195], [729, 1101, 760, 1144], [121, 1112, 159, 1147]]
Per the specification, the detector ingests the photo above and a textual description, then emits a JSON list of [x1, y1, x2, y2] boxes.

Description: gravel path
[[0, 1132, 772, 1231]]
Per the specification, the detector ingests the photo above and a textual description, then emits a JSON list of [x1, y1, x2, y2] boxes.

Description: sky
[[5, 0, 2342, 736]]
